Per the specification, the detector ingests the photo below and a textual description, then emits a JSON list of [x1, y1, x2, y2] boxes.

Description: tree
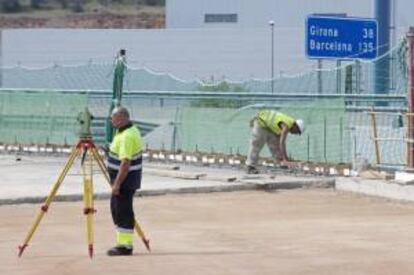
[[145, 0, 164, 6], [191, 81, 249, 108], [1, 0, 21, 12], [30, 0, 48, 9], [71, 0, 84, 12]]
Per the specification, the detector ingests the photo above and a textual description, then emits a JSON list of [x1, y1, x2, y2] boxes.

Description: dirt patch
[[0, 11, 164, 28], [2, 189, 414, 275]]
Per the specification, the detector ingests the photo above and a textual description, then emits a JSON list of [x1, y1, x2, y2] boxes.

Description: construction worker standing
[[106, 106, 143, 256], [246, 110, 304, 174]]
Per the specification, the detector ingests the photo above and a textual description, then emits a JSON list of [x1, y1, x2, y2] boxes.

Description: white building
[[4, 1, 414, 82], [167, 0, 410, 31], [165, 0, 413, 80]]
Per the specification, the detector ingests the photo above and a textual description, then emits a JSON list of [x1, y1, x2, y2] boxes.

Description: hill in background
[[0, 0, 164, 28]]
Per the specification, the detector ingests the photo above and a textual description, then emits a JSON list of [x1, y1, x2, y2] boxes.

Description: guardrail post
[[407, 27, 414, 168], [369, 109, 381, 165]]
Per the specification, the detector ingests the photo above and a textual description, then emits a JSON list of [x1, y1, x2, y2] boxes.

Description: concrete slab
[[0, 154, 333, 205], [395, 171, 414, 184], [9, 154, 414, 204], [336, 177, 414, 202]]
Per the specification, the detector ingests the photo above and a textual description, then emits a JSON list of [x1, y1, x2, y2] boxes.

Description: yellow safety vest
[[108, 125, 143, 172], [257, 110, 295, 135]]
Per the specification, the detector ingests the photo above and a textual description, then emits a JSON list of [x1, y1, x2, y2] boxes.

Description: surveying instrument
[[18, 108, 151, 258]]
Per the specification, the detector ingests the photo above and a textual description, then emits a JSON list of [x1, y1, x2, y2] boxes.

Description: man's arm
[[112, 159, 130, 195], [279, 123, 290, 161]]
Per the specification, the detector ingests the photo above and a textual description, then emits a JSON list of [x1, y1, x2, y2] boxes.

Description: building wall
[[167, 0, 278, 28], [167, 0, 372, 28], [2, 25, 410, 82], [167, 0, 414, 29], [2, 29, 274, 81], [3, 1, 413, 81]]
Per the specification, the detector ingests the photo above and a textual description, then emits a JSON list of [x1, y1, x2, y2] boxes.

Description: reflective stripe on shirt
[[107, 152, 142, 172]]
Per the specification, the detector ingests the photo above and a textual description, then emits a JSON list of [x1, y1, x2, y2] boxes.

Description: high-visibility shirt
[[107, 124, 143, 190], [257, 110, 295, 135]]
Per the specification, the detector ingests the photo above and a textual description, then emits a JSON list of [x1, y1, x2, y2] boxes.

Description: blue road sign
[[306, 16, 378, 59]]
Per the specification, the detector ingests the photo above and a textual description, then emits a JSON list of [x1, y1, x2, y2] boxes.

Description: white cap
[[295, 119, 305, 134]]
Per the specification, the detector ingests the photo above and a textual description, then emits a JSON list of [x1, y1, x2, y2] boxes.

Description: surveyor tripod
[[18, 137, 150, 258]]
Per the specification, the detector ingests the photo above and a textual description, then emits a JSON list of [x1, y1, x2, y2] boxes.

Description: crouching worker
[[246, 110, 304, 174], [107, 106, 143, 256]]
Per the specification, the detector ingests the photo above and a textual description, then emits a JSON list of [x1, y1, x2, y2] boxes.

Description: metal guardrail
[[0, 88, 406, 103], [0, 114, 160, 145], [0, 88, 407, 113], [91, 116, 159, 144]]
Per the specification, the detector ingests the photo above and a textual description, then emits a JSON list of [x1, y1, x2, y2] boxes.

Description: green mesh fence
[[0, 91, 88, 145], [0, 39, 408, 96], [279, 100, 350, 163], [177, 99, 350, 163], [350, 111, 406, 166], [0, 39, 408, 167], [1, 91, 402, 165]]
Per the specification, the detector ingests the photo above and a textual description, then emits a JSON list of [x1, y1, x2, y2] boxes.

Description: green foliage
[[191, 81, 249, 108], [0, 0, 165, 13], [30, 0, 43, 9], [71, 0, 85, 12], [144, 0, 164, 6], [1, 0, 22, 12], [99, 0, 165, 6]]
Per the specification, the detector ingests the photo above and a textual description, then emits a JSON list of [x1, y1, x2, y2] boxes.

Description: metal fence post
[[406, 27, 414, 168]]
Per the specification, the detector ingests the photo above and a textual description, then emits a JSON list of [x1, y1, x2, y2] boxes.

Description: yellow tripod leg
[[81, 150, 95, 258], [91, 147, 151, 252], [18, 146, 81, 257], [134, 220, 151, 252], [90, 148, 111, 184]]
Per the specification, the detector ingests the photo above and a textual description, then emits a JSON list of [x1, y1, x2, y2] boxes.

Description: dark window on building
[[205, 13, 238, 23]]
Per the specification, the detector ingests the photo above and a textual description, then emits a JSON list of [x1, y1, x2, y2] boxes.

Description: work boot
[[106, 246, 133, 256], [247, 165, 259, 174]]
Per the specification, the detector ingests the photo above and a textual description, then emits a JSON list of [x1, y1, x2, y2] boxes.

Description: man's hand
[[280, 160, 300, 168], [112, 184, 120, 196], [111, 160, 130, 196], [279, 123, 290, 161], [280, 159, 291, 165], [277, 156, 291, 163], [99, 145, 110, 157], [249, 117, 256, 128]]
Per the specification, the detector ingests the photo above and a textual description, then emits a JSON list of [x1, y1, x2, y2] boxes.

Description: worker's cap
[[295, 119, 305, 134]]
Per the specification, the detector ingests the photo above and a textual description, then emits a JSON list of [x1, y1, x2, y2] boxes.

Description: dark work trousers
[[110, 188, 136, 230], [108, 170, 141, 230]]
